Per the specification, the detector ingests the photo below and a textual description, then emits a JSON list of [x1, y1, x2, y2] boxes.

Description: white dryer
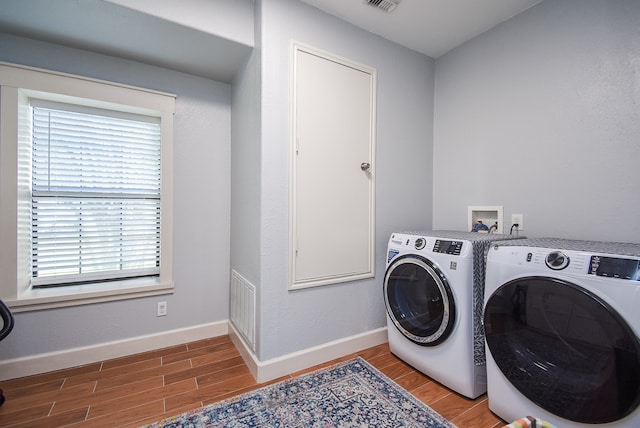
[[484, 239, 640, 427], [384, 231, 523, 399]]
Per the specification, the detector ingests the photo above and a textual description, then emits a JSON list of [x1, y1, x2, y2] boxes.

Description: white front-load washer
[[484, 239, 640, 427], [384, 231, 524, 399]]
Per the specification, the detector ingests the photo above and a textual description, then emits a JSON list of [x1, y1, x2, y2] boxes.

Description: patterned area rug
[[144, 357, 456, 427]]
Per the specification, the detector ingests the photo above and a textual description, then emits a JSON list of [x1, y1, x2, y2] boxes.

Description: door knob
[[360, 162, 371, 171]]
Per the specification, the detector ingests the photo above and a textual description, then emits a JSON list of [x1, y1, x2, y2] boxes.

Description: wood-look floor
[[0, 335, 507, 427]]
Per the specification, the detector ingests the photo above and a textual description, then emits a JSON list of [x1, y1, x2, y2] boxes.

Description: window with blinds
[[31, 102, 162, 287]]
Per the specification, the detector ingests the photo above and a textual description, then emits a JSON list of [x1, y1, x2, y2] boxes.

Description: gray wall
[[105, 0, 254, 47], [231, 49, 262, 289], [0, 33, 231, 359], [433, 0, 640, 243], [253, 0, 434, 361]]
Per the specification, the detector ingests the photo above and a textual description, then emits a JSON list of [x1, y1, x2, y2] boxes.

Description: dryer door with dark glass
[[484, 276, 640, 424], [384, 255, 456, 346]]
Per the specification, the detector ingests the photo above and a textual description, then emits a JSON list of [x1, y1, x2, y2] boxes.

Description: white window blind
[[31, 103, 162, 287]]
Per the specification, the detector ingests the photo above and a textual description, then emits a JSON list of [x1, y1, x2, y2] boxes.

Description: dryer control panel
[[588, 256, 640, 281]]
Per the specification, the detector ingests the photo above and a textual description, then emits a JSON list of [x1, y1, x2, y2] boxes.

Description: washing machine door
[[384, 255, 456, 346], [484, 276, 640, 424]]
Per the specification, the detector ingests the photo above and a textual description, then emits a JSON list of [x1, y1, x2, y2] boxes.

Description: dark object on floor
[[0, 299, 14, 341], [0, 299, 15, 407]]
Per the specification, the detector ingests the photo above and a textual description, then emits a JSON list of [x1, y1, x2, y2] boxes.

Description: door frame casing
[[288, 41, 377, 290]]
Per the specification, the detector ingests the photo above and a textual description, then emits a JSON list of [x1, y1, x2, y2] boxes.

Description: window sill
[[7, 278, 174, 313]]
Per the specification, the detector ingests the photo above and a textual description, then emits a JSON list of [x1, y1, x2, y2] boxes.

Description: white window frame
[[0, 62, 175, 312]]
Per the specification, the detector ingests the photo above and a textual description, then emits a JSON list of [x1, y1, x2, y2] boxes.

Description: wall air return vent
[[364, 0, 399, 13]]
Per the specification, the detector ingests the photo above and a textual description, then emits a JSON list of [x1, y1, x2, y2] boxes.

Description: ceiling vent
[[364, 0, 399, 13]]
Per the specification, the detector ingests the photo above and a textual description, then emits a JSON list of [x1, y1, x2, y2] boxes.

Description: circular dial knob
[[545, 251, 570, 270], [414, 237, 426, 250]]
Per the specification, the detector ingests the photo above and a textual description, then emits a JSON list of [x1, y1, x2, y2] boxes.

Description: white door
[[290, 44, 376, 289]]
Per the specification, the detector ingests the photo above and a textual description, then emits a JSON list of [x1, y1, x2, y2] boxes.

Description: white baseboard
[[2, 322, 388, 383], [0, 320, 228, 381], [230, 324, 388, 383]]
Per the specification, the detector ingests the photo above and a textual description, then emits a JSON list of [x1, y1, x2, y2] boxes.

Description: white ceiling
[[0, 0, 543, 83], [300, 0, 543, 58]]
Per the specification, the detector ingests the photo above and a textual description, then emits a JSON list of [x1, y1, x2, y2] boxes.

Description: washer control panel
[[588, 256, 640, 281], [433, 240, 463, 255]]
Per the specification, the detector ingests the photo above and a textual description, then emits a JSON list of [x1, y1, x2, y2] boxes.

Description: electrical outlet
[[157, 301, 167, 317], [511, 214, 524, 231]]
